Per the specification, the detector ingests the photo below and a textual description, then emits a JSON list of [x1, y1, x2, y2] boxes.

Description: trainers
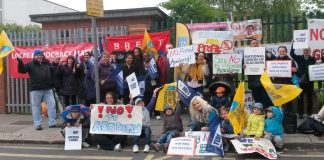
[[143, 145, 150, 153], [97, 145, 101, 149], [224, 144, 230, 152], [114, 143, 121, 151], [152, 143, 160, 151], [35, 125, 42, 130], [156, 116, 161, 120], [277, 147, 283, 154], [82, 142, 90, 148], [133, 145, 139, 153]]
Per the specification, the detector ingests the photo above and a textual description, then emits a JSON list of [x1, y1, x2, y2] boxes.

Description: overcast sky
[[48, 0, 170, 13]]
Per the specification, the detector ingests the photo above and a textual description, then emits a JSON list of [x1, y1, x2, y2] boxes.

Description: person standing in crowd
[[83, 52, 96, 107], [133, 47, 145, 76], [122, 54, 136, 103], [94, 92, 126, 151], [57, 55, 81, 107], [318, 49, 324, 90], [188, 96, 218, 131], [290, 44, 316, 119], [17, 49, 58, 130], [51, 56, 62, 93], [180, 52, 210, 94], [93, 53, 116, 102], [157, 44, 174, 85]]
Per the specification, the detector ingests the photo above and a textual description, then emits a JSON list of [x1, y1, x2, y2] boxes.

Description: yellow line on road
[[144, 154, 155, 160]]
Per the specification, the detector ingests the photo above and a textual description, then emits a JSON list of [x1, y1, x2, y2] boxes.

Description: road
[[0, 143, 324, 160]]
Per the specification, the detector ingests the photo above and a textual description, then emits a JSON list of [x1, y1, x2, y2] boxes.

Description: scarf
[[189, 63, 203, 81]]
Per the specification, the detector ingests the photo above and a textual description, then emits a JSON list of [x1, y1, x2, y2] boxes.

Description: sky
[[48, 0, 170, 13]]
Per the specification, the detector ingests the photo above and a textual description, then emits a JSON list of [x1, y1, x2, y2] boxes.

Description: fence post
[[287, 13, 292, 42], [267, 16, 271, 44], [273, 15, 278, 43], [280, 14, 284, 42]]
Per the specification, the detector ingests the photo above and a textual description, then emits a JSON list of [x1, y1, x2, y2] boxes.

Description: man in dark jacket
[[290, 45, 316, 119], [17, 49, 58, 130]]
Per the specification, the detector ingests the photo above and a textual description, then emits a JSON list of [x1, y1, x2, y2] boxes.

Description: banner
[[176, 23, 191, 47], [185, 131, 217, 156], [9, 43, 93, 78], [106, 30, 170, 53], [245, 92, 255, 114], [148, 57, 158, 79], [212, 54, 242, 74], [266, 60, 292, 78], [206, 116, 224, 157], [244, 47, 265, 75], [309, 64, 324, 81], [260, 71, 302, 106], [156, 82, 177, 112], [186, 22, 228, 30], [177, 77, 197, 108], [167, 45, 196, 67], [293, 30, 309, 49], [126, 73, 140, 98], [90, 104, 143, 135], [64, 126, 82, 150], [308, 19, 324, 62], [167, 137, 196, 156], [231, 138, 277, 159], [111, 65, 124, 95], [137, 75, 146, 97], [227, 19, 262, 41], [191, 31, 234, 53]]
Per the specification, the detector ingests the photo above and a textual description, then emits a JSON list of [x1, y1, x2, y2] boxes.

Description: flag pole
[[92, 16, 100, 103]]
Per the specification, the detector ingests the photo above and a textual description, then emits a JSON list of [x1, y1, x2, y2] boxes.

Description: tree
[[0, 23, 41, 33]]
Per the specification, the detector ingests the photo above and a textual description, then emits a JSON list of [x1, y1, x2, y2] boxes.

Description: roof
[[43, 0, 78, 12], [30, 7, 169, 23]]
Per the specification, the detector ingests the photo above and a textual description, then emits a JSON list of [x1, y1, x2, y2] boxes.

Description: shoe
[[35, 125, 42, 130], [82, 142, 90, 148], [97, 145, 101, 149], [133, 145, 139, 153], [49, 124, 60, 128], [277, 147, 283, 154], [143, 145, 150, 153], [152, 143, 160, 151], [224, 144, 230, 152], [298, 114, 304, 119], [156, 116, 161, 120], [114, 143, 121, 151]]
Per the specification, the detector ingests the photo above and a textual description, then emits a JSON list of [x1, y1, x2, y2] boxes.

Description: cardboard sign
[[167, 137, 196, 156], [126, 73, 140, 98], [191, 31, 234, 53], [244, 47, 266, 75], [266, 60, 292, 78], [185, 132, 218, 156], [309, 64, 324, 81], [64, 126, 82, 150], [308, 19, 324, 63], [293, 30, 309, 49], [90, 104, 143, 136], [245, 92, 255, 114], [227, 19, 262, 40], [231, 138, 277, 159], [167, 45, 196, 67], [212, 54, 242, 74]]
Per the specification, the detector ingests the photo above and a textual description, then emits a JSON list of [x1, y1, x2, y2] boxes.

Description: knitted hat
[[70, 105, 80, 112], [164, 105, 173, 111], [134, 98, 144, 105], [33, 49, 44, 56], [253, 102, 263, 109], [215, 86, 225, 93]]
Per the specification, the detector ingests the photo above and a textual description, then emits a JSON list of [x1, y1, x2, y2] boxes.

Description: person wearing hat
[[17, 49, 58, 130], [152, 97, 183, 152], [243, 102, 265, 140], [209, 86, 231, 112], [264, 106, 284, 153]]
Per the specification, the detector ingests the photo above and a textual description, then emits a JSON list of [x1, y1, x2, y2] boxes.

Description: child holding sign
[[264, 106, 284, 153], [243, 103, 265, 140], [220, 106, 234, 152]]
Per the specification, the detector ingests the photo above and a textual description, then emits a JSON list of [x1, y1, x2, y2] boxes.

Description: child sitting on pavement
[[209, 86, 231, 112], [61, 104, 90, 148], [243, 102, 265, 140], [220, 106, 234, 152], [152, 97, 183, 152], [264, 106, 284, 153]]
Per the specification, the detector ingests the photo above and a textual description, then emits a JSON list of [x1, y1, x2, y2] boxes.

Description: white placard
[[244, 92, 255, 114], [212, 54, 242, 74], [309, 64, 324, 81], [64, 126, 82, 150], [308, 19, 324, 62], [126, 72, 140, 98], [167, 137, 196, 156], [191, 31, 234, 53], [231, 138, 277, 159], [185, 131, 217, 156], [293, 30, 309, 49], [244, 47, 266, 75], [266, 60, 292, 78], [167, 45, 196, 67]]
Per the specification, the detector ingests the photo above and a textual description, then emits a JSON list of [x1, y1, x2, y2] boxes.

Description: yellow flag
[[0, 30, 15, 75], [0, 58, 3, 75], [155, 82, 177, 111], [228, 81, 247, 134], [141, 28, 158, 61], [260, 71, 302, 106]]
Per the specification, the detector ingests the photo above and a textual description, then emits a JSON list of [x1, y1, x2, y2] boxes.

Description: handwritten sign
[[90, 104, 143, 136], [266, 60, 292, 78], [64, 126, 82, 150], [244, 47, 265, 75], [231, 138, 277, 159], [126, 73, 140, 98], [212, 54, 242, 74], [309, 64, 324, 81], [185, 132, 217, 156], [308, 19, 324, 63], [167, 137, 196, 156], [293, 30, 309, 49], [167, 45, 196, 67], [191, 31, 234, 53]]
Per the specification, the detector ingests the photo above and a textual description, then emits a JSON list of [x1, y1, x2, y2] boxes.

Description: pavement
[[0, 112, 323, 149]]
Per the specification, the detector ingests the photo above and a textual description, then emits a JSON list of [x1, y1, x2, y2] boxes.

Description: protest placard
[[227, 19, 262, 41], [212, 54, 242, 74], [191, 31, 234, 53], [167, 45, 196, 67], [308, 19, 324, 63], [309, 64, 324, 81], [126, 73, 140, 98], [185, 131, 218, 156], [90, 104, 143, 135], [245, 92, 255, 114], [167, 137, 196, 156], [244, 47, 266, 75], [293, 30, 308, 49], [231, 138, 277, 159], [64, 126, 82, 150], [266, 60, 292, 78]]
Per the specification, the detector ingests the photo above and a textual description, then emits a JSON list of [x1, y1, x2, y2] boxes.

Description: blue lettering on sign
[[177, 37, 188, 47], [92, 121, 142, 135]]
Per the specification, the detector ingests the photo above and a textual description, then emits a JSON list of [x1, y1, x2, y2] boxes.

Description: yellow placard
[[86, 0, 104, 17]]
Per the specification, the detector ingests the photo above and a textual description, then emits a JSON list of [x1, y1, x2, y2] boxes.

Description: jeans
[[264, 134, 283, 148], [132, 126, 151, 146], [157, 131, 179, 144], [30, 89, 57, 126], [94, 134, 126, 150]]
